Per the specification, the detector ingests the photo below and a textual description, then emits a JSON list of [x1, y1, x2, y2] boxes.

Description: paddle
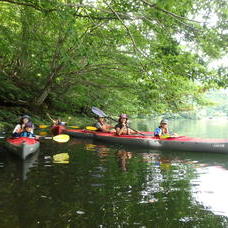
[[38, 124, 79, 129], [53, 153, 69, 163], [160, 134, 181, 139], [39, 131, 48, 136], [0, 134, 70, 143], [38, 124, 50, 129], [91, 107, 145, 136], [85, 126, 97, 131], [40, 134, 70, 143], [40, 124, 97, 130]]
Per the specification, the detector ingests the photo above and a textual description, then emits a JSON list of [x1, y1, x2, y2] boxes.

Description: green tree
[[0, 0, 227, 114]]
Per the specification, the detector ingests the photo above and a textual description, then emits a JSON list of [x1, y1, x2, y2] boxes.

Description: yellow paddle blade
[[39, 124, 49, 129], [85, 144, 97, 151], [86, 126, 97, 131], [160, 134, 171, 139], [39, 131, 48, 136], [160, 134, 179, 139], [52, 134, 70, 143], [53, 153, 69, 163], [69, 126, 80, 129]]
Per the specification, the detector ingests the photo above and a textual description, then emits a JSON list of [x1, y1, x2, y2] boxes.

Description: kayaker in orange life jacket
[[115, 114, 136, 135], [95, 117, 115, 133], [12, 115, 34, 137], [19, 122, 39, 138]]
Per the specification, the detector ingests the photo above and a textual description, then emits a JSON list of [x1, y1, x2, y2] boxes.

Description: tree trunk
[[35, 84, 52, 106], [34, 63, 64, 106]]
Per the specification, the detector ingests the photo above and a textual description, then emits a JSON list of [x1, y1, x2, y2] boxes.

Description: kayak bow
[[5, 137, 40, 160]]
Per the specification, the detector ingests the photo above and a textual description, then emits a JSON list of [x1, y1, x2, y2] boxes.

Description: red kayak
[[63, 129, 228, 154], [5, 137, 40, 160], [51, 125, 65, 135]]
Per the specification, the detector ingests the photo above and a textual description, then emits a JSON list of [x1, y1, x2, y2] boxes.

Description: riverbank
[[0, 106, 93, 133]]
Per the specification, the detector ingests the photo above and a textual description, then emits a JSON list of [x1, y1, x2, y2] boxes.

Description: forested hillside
[[204, 89, 228, 118], [0, 0, 227, 120]]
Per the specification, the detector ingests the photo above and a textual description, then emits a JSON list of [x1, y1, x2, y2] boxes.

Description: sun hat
[[119, 114, 128, 119], [25, 122, 33, 128], [21, 115, 31, 120], [160, 119, 168, 124]]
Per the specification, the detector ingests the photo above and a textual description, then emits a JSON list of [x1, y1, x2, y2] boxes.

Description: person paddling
[[47, 113, 66, 126], [95, 117, 115, 133], [154, 119, 177, 138], [115, 114, 136, 135], [12, 115, 34, 137]]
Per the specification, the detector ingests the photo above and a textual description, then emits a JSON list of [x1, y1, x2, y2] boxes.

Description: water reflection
[[20, 152, 39, 181], [0, 147, 39, 181], [1, 137, 228, 226], [117, 150, 133, 171], [192, 166, 228, 217], [84, 143, 133, 171]]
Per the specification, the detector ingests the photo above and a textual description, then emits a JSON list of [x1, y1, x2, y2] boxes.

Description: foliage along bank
[[0, 0, 227, 119]]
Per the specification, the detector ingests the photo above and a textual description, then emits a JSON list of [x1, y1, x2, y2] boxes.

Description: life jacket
[[19, 131, 35, 138]]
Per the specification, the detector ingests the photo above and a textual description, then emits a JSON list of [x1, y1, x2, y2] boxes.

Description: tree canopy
[[0, 0, 227, 115]]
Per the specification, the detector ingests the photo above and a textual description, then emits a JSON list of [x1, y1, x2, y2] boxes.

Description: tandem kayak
[[51, 125, 65, 135], [63, 129, 228, 154], [5, 137, 40, 160]]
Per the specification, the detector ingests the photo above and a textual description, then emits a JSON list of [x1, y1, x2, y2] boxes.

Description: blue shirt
[[154, 127, 162, 136], [19, 131, 36, 138]]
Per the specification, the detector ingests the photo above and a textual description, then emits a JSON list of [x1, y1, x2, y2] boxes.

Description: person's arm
[[95, 122, 103, 131], [116, 127, 123, 135], [46, 113, 54, 121], [31, 123, 35, 134], [32, 133, 40, 139], [106, 124, 114, 129], [168, 129, 178, 137], [163, 128, 169, 135], [125, 123, 137, 135], [13, 124, 22, 133], [154, 128, 161, 136], [126, 125, 131, 135], [101, 124, 114, 132], [46, 113, 57, 125], [116, 124, 128, 135]]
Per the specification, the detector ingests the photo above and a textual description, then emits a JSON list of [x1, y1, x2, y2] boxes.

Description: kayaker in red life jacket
[[115, 114, 135, 135], [12, 115, 34, 137], [19, 122, 39, 139], [95, 117, 115, 133]]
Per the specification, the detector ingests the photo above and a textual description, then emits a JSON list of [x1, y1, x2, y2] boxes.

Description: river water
[[1, 119, 228, 227]]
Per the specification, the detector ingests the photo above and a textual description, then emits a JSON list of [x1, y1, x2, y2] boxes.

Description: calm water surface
[[1, 119, 228, 227]]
